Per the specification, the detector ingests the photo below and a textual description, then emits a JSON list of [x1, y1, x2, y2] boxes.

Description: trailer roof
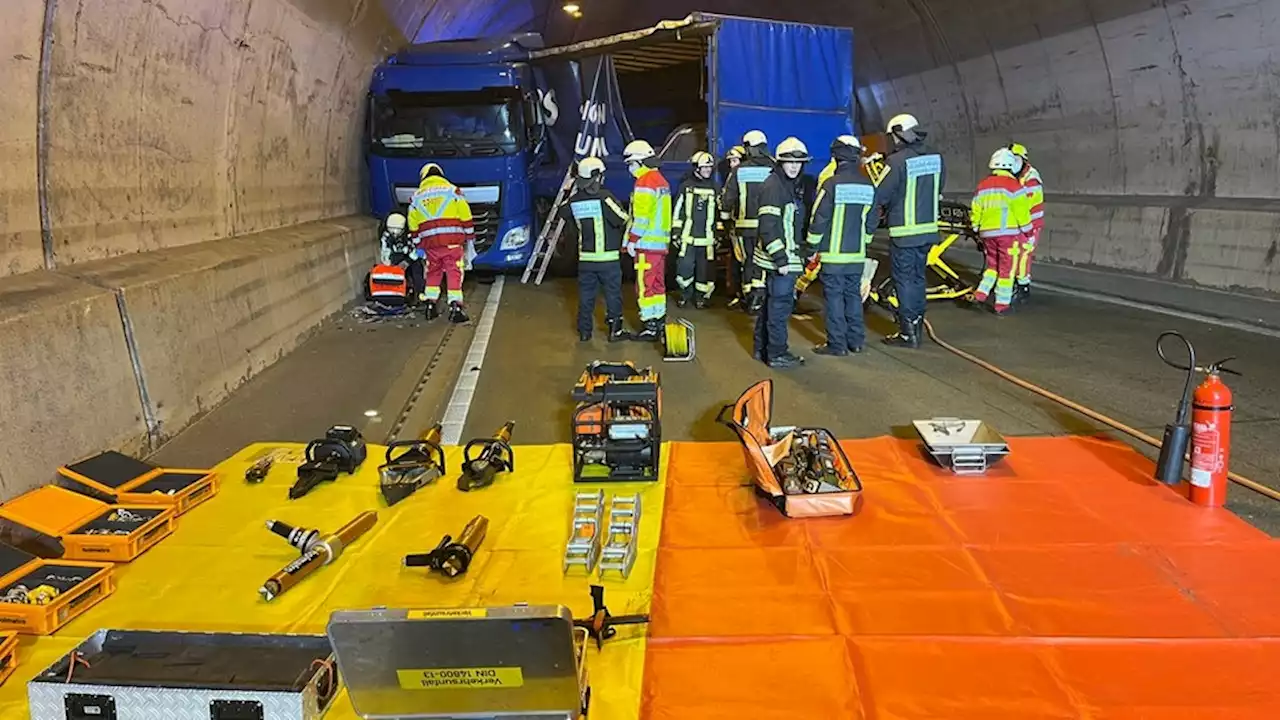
[[529, 14, 716, 74]]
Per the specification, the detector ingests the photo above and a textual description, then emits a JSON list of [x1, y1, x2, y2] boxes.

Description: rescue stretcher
[[866, 200, 982, 310]]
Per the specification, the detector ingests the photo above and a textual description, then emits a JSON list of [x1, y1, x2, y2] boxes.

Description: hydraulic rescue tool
[[405, 515, 489, 578], [244, 452, 278, 483], [289, 425, 367, 499], [598, 494, 641, 579], [1155, 331, 1240, 506], [265, 519, 321, 553], [572, 362, 661, 482], [457, 423, 515, 492], [573, 585, 650, 650], [379, 423, 446, 506], [259, 511, 378, 602]]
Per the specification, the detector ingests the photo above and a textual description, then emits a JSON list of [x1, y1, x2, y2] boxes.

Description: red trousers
[[974, 236, 1020, 311], [424, 244, 465, 305], [635, 251, 667, 321]]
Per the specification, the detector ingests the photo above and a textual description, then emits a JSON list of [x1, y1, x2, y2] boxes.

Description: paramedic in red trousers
[[806, 136, 875, 356], [970, 148, 1034, 316], [622, 140, 673, 343], [752, 137, 812, 370], [672, 151, 719, 309], [409, 163, 474, 323], [722, 131, 774, 314], [868, 114, 946, 348], [1009, 142, 1044, 303], [557, 156, 632, 343]]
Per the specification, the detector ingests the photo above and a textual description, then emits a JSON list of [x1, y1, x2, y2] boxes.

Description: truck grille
[[470, 203, 500, 253]]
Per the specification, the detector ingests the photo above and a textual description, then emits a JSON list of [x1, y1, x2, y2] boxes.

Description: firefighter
[[672, 151, 719, 308], [752, 137, 811, 369], [718, 145, 746, 304], [380, 213, 425, 298], [1009, 142, 1044, 302], [868, 113, 946, 348], [557, 157, 631, 343], [722, 130, 774, 314], [409, 163, 474, 323], [970, 148, 1033, 316], [622, 140, 673, 342], [806, 136, 875, 356]]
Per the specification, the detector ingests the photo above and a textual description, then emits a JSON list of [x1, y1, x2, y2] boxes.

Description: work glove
[[411, 248, 426, 261]]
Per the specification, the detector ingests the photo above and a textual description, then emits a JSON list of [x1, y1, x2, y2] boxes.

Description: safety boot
[[882, 316, 922, 349], [812, 343, 848, 357], [767, 352, 805, 369], [607, 318, 631, 343], [676, 295, 689, 309], [448, 303, 470, 324], [424, 303, 440, 322], [579, 330, 592, 342], [633, 319, 663, 343], [694, 296, 709, 310]]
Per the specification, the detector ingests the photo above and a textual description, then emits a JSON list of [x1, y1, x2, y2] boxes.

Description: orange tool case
[[0, 632, 16, 685], [0, 486, 176, 563], [718, 379, 864, 518], [58, 450, 218, 515], [0, 542, 114, 635]]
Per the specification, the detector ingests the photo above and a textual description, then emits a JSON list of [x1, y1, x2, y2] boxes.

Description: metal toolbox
[[913, 418, 1011, 475], [28, 629, 340, 720], [328, 605, 590, 719]]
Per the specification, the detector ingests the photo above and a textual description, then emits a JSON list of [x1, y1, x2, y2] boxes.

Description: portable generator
[[571, 362, 661, 483]]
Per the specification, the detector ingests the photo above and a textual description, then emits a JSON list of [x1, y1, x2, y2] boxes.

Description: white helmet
[[834, 135, 863, 150], [989, 147, 1019, 172], [385, 213, 407, 233], [690, 151, 715, 169], [623, 140, 656, 164], [577, 156, 605, 179], [887, 113, 923, 142], [775, 137, 811, 162], [742, 130, 768, 148]]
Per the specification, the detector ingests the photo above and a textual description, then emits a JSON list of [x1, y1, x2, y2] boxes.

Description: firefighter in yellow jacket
[[408, 163, 474, 323], [623, 140, 673, 342]]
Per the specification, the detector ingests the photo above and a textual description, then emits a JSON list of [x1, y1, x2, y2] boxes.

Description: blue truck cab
[[368, 35, 546, 270]]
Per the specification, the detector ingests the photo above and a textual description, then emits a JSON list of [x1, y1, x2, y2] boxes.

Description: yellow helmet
[[690, 151, 715, 169], [774, 137, 811, 162], [419, 163, 444, 180], [1008, 142, 1029, 160]]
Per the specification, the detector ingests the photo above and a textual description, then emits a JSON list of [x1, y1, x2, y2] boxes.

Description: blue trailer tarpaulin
[[711, 16, 855, 166], [536, 56, 633, 166]]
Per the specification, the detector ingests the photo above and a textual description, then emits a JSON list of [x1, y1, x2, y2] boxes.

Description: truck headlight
[[499, 225, 530, 251]]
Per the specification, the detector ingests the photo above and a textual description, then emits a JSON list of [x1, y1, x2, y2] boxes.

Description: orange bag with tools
[[367, 264, 409, 305], [717, 380, 863, 518]]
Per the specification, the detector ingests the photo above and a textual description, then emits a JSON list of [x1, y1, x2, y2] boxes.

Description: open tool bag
[[718, 379, 863, 518]]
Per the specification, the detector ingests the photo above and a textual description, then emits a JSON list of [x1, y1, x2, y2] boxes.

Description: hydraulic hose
[[921, 319, 1280, 504]]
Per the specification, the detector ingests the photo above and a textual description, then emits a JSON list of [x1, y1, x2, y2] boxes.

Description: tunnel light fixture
[[563, 1, 582, 18]]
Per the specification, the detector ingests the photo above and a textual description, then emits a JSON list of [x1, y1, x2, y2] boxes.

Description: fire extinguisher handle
[[1207, 357, 1241, 376]]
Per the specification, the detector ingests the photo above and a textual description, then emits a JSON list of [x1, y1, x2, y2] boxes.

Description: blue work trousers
[[820, 266, 866, 351], [890, 243, 931, 328], [753, 272, 798, 362], [577, 262, 623, 333]]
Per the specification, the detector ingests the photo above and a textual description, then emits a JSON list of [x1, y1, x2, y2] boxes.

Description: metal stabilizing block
[[563, 490, 606, 573], [598, 494, 641, 579]]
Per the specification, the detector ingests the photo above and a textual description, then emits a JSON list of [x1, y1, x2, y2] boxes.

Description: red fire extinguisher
[[1189, 360, 1236, 507]]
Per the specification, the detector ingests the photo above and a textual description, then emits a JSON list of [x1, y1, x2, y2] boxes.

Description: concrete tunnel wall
[[550, 0, 1280, 310], [0, 0, 405, 498]]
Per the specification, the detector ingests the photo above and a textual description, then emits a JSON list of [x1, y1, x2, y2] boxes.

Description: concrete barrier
[[0, 216, 377, 500], [0, 271, 147, 499]]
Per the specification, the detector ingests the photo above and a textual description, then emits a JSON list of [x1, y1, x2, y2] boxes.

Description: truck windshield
[[370, 90, 523, 158]]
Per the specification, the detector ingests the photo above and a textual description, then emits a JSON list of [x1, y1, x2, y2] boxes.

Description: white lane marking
[[1035, 281, 1280, 340], [441, 276, 505, 445]]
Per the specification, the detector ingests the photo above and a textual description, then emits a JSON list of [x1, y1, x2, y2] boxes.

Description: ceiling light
[[563, 2, 582, 17]]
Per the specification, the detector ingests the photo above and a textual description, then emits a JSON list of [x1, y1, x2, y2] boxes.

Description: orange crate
[[58, 451, 218, 515], [0, 544, 114, 635], [0, 632, 15, 685], [0, 486, 176, 563]]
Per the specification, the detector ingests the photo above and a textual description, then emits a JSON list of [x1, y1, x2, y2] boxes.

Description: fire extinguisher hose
[[922, 319, 1280, 504]]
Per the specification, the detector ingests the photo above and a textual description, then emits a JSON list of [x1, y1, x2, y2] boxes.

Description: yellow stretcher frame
[[866, 226, 983, 311]]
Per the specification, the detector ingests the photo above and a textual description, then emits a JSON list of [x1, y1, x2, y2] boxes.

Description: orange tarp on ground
[[643, 436, 1280, 719]]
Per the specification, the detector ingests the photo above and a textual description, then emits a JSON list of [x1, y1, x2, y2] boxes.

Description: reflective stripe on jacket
[[1019, 164, 1045, 232], [753, 171, 806, 273], [672, 177, 719, 246], [408, 177, 474, 249], [970, 171, 1033, 240], [720, 156, 773, 232], [627, 167, 672, 253], [558, 187, 629, 263], [869, 144, 946, 246], [806, 166, 874, 272]]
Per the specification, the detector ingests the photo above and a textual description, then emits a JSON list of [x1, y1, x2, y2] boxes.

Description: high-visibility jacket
[[721, 155, 774, 233], [408, 176, 474, 249], [671, 175, 719, 247], [818, 159, 837, 189], [1019, 164, 1044, 233], [557, 185, 629, 264], [869, 143, 946, 247], [753, 170, 806, 274], [626, 166, 672, 254], [970, 170, 1033, 240], [806, 162, 875, 274]]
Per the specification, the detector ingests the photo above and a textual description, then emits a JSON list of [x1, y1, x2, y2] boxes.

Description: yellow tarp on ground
[[0, 442, 665, 720]]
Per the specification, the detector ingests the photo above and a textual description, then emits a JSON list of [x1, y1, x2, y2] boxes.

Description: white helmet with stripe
[[577, 156, 606, 179], [742, 130, 769, 148], [989, 147, 1019, 171], [623, 140, 656, 164], [774, 137, 812, 162]]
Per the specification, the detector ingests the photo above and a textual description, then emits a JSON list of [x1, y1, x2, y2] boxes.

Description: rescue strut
[[457, 422, 515, 492]]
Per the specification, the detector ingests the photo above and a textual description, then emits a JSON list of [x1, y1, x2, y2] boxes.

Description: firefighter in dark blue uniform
[[672, 151, 720, 308], [807, 136, 875, 356], [557, 157, 631, 343], [721, 131, 774, 314], [752, 137, 811, 370], [868, 113, 946, 348]]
